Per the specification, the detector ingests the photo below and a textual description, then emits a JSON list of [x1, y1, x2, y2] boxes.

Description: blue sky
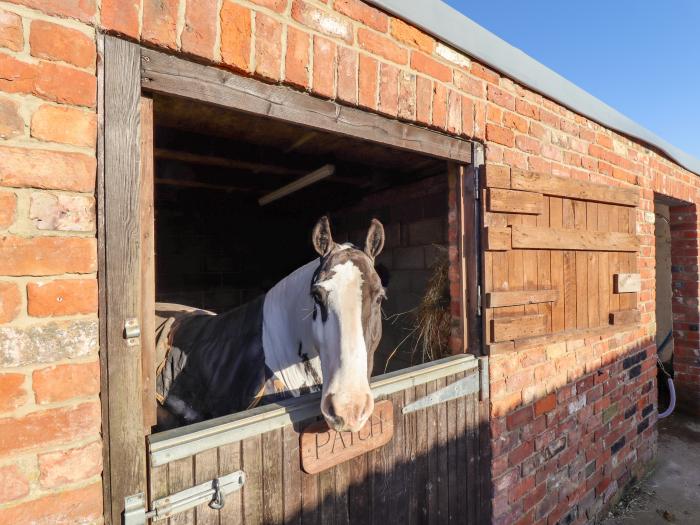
[[444, 0, 700, 160]]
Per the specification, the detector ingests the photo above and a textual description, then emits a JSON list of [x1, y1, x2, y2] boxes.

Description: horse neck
[[262, 259, 321, 389]]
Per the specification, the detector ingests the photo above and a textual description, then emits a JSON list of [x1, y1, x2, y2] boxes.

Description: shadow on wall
[[488, 333, 658, 525]]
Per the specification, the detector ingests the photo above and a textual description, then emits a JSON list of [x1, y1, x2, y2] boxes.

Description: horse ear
[[364, 219, 385, 259], [312, 216, 334, 256]]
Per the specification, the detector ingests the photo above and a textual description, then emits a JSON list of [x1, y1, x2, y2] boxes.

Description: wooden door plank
[[168, 457, 195, 525], [101, 36, 147, 525], [522, 214, 540, 316], [436, 377, 449, 525], [347, 447, 369, 524], [283, 425, 302, 525], [389, 391, 409, 525], [574, 200, 588, 330], [537, 198, 552, 331], [425, 380, 439, 523], [194, 449, 220, 525], [484, 227, 511, 250], [242, 435, 263, 525], [485, 289, 559, 308], [262, 430, 284, 525], [587, 202, 600, 328], [141, 47, 471, 163], [487, 188, 544, 214], [492, 314, 549, 342], [562, 199, 577, 330], [609, 205, 620, 314], [319, 468, 336, 525], [484, 164, 511, 188], [511, 169, 639, 206], [217, 442, 243, 525], [510, 225, 639, 251], [549, 197, 565, 332], [598, 204, 610, 329], [140, 96, 157, 433]]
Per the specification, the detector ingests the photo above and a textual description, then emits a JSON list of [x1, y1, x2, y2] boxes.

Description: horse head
[[310, 216, 386, 432]]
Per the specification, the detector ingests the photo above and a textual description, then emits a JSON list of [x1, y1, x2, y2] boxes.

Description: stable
[[0, 1, 699, 525]]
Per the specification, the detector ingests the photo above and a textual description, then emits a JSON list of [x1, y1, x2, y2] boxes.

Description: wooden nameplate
[[300, 400, 394, 474]]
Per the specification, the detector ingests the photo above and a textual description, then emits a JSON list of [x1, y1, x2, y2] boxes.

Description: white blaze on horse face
[[313, 260, 374, 432]]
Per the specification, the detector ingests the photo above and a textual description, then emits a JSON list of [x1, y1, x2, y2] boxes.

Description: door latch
[[124, 318, 141, 347]]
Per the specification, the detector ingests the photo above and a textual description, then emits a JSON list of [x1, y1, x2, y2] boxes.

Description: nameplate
[[300, 400, 394, 474]]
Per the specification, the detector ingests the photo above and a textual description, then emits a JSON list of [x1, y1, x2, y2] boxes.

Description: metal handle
[[208, 478, 225, 510]]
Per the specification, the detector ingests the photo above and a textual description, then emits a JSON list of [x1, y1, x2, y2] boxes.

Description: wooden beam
[[483, 164, 511, 188], [610, 309, 640, 325], [484, 227, 511, 250], [492, 314, 549, 342], [102, 36, 147, 525], [141, 47, 472, 163], [511, 169, 640, 206], [154, 177, 252, 192], [155, 148, 306, 176], [485, 289, 559, 308], [613, 273, 641, 293], [258, 164, 335, 205], [487, 188, 544, 215], [511, 225, 639, 252]]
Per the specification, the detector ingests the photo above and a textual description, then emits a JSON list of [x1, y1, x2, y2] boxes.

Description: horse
[[154, 216, 387, 433]]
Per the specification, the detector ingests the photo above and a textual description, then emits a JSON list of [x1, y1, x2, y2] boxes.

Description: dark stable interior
[[153, 94, 450, 372]]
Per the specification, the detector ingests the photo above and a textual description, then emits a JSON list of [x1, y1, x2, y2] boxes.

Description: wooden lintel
[[155, 148, 306, 176], [486, 289, 559, 308]]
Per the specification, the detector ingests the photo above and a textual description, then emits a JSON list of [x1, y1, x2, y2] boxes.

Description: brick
[[5, 0, 96, 23], [516, 135, 540, 154], [34, 61, 96, 107], [534, 393, 556, 416], [471, 61, 499, 84], [0, 482, 101, 524], [397, 70, 416, 120], [312, 35, 336, 98], [503, 111, 528, 133], [0, 373, 26, 412], [0, 281, 21, 324], [29, 20, 95, 68], [29, 191, 95, 232], [0, 53, 39, 95], [358, 53, 377, 110], [488, 84, 515, 110], [378, 61, 398, 116], [411, 51, 451, 83], [0, 319, 97, 368], [461, 96, 474, 137], [416, 75, 431, 125], [0, 8, 22, 51], [27, 279, 97, 317], [33, 361, 98, 404], [0, 236, 96, 276], [292, 0, 352, 43], [447, 89, 461, 134], [334, 0, 387, 32], [432, 82, 447, 129], [142, 0, 178, 48], [337, 46, 358, 105], [434, 42, 470, 68], [39, 441, 102, 488], [220, 1, 251, 72], [0, 146, 95, 192], [486, 123, 515, 147], [0, 191, 16, 228], [0, 464, 29, 503], [250, 0, 287, 12], [181, 0, 217, 58], [516, 98, 539, 119], [101, 0, 140, 38], [390, 17, 434, 53], [285, 26, 310, 89], [357, 27, 407, 64], [254, 13, 282, 81], [0, 401, 99, 454], [507, 405, 533, 430], [454, 69, 483, 97], [0, 96, 23, 139], [31, 104, 96, 147]]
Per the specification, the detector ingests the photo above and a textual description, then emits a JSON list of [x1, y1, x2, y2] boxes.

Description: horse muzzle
[[321, 391, 374, 433]]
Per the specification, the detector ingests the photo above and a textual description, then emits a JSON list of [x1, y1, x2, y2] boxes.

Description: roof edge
[[368, 0, 700, 177]]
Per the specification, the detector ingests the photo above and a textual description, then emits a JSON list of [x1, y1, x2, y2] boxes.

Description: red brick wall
[[0, 0, 698, 522]]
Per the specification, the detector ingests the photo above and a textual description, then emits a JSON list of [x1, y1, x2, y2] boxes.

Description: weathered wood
[[141, 47, 471, 163], [242, 435, 263, 525], [513, 322, 638, 350], [510, 225, 639, 252], [140, 96, 156, 433], [487, 188, 544, 215], [492, 313, 549, 342], [102, 36, 147, 525], [484, 227, 511, 250], [483, 164, 510, 188], [193, 449, 219, 525], [614, 273, 641, 293], [169, 457, 195, 525], [282, 424, 302, 525], [610, 309, 641, 325], [485, 289, 559, 308], [511, 168, 640, 206], [486, 341, 515, 355], [262, 430, 284, 525], [217, 441, 243, 525], [155, 147, 306, 176]]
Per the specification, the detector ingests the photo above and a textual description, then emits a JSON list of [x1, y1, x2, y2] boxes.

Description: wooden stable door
[[481, 166, 641, 354]]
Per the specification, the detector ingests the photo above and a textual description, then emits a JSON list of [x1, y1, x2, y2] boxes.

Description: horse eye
[[311, 286, 325, 304]]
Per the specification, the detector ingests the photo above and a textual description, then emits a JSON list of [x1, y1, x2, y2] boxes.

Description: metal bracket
[[124, 317, 141, 347], [124, 470, 245, 524], [402, 373, 479, 414]]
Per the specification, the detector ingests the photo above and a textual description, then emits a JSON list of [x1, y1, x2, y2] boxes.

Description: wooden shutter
[[482, 167, 641, 354]]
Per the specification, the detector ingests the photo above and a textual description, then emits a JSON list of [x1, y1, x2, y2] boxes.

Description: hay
[[384, 245, 452, 371]]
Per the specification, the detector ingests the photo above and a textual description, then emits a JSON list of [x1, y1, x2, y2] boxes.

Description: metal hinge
[[124, 470, 245, 525], [473, 165, 480, 200], [402, 373, 479, 414], [477, 284, 482, 316]]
